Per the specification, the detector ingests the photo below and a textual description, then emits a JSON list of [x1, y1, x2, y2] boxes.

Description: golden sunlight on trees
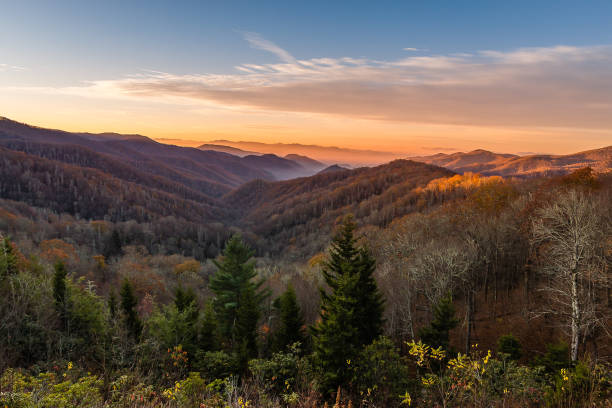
[[173, 259, 201, 275]]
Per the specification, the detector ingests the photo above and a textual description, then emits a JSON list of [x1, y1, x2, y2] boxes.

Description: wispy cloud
[[0, 63, 27, 72], [19, 34, 612, 131], [243, 32, 296, 64]]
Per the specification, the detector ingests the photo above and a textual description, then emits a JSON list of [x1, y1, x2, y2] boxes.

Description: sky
[[1, 0, 611, 155]]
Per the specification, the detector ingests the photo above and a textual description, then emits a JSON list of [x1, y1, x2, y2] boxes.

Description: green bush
[[194, 350, 238, 381], [535, 341, 570, 373], [546, 361, 611, 407], [497, 334, 522, 361], [350, 336, 411, 407], [249, 343, 304, 396]]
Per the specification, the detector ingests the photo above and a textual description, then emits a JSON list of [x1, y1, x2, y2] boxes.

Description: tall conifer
[[273, 285, 306, 352], [312, 215, 384, 394], [209, 235, 268, 356], [120, 279, 142, 341]]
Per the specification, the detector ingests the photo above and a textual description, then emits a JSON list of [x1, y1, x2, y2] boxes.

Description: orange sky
[[2, 43, 611, 156]]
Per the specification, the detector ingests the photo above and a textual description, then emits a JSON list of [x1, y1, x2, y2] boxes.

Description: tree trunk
[[465, 289, 473, 354], [570, 271, 580, 362]]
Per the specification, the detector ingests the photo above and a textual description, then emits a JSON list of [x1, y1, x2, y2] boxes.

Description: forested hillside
[[0, 163, 610, 407], [225, 160, 454, 257], [0, 118, 610, 407]]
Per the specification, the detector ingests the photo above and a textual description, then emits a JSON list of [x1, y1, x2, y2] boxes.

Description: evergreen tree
[[235, 287, 260, 369], [199, 301, 218, 352], [174, 285, 197, 311], [108, 290, 118, 320], [0, 236, 18, 279], [171, 285, 200, 358], [419, 295, 459, 351], [497, 334, 522, 361], [52, 261, 69, 334], [53, 261, 67, 311], [120, 279, 142, 341], [312, 215, 385, 394], [273, 285, 306, 352], [209, 235, 268, 354]]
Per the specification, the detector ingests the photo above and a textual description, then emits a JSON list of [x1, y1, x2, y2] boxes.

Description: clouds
[[243, 32, 297, 64], [37, 34, 612, 131], [0, 63, 27, 72]]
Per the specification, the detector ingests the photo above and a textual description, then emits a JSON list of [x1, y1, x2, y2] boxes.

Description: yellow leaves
[[447, 353, 468, 370], [92, 255, 106, 270], [163, 381, 182, 401], [173, 259, 200, 275], [430, 347, 446, 361], [67, 362, 73, 370], [399, 391, 412, 406], [561, 368, 569, 381], [421, 375, 437, 387], [308, 252, 326, 268], [406, 340, 429, 367], [483, 350, 491, 364]]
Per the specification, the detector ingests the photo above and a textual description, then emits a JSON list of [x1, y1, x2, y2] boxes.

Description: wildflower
[[67, 361, 73, 370], [560, 368, 569, 381], [483, 350, 491, 365]]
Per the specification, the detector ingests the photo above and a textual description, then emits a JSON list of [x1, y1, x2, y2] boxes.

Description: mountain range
[[1, 116, 610, 258], [409, 147, 611, 177], [201, 139, 406, 166]]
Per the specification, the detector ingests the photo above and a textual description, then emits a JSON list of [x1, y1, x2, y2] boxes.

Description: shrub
[[535, 341, 570, 373], [194, 350, 238, 381], [249, 343, 304, 396], [350, 336, 411, 407], [497, 334, 522, 361]]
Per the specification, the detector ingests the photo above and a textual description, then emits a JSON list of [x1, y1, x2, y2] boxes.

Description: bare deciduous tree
[[531, 190, 610, 361]]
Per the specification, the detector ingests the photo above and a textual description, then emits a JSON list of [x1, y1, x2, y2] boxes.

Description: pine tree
[[174, 285, 199, 324], [199, 301, 218, 352], [120, 279, 142, 341], [0, 237, 18, 279], [273, 285, 306, 352], [312, 215, 385, 394], [209, 235, 268, 354], [172, 285, 200, 358], [108, 290, 118, 320], [419, 295, 459, 351], [353, 246, 385, 344], [53, 261, 67, 310], [52, 261, 69, 333], [235, 287, 260, 369]]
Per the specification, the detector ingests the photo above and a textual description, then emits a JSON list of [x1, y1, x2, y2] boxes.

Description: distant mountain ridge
[[1, 116, 610, 258], [0, 117, 274, 195], [197, 144, 327, 179], [205, 139, 406, 166], [410, 147, 612, 177], [317, 164, 349, 174], [198, 143, 260, 157]]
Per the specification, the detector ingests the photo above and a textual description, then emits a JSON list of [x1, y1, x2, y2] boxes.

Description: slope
[[410, 147, 612, 177]]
